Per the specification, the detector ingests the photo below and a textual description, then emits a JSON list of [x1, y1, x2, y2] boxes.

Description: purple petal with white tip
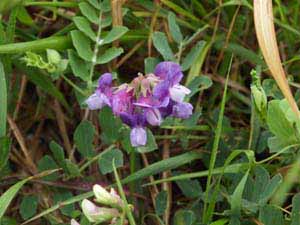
[[169, 84, 191, 102]]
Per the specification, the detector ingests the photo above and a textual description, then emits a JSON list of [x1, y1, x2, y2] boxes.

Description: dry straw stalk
[[253, 0, 300, 117]]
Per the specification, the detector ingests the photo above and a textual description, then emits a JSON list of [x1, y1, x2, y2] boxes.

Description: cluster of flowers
[[86, 61, 193, 147], [71, 185, 127, 225]]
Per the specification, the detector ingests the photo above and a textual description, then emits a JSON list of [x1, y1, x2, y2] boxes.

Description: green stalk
[[113, 161, 137, 225], [202, 56, 232, 224], [88, 10, 103, 89], [61, 75, 87, 97], [23, 1, 78, 8], [0, 36, 72, 54], [0, 61, 6, 137]]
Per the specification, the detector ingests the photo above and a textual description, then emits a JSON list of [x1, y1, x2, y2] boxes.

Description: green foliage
[[155, 191, 167, 216], [152, 32, 175, 61], [98, 107, 123, 144], [0, 61, 7, 137], [98, 148, 124, 174], [0, 137, 10, 172], [20, 196, 38, 220], [74, 121, 95, 158], [167, 12, 183, 44], [37, 156, 59, 181], [173, 210, 196, 225], [2, 1, 300, 224], [0, 178, 29, 219], [267, 99, 300, 152]]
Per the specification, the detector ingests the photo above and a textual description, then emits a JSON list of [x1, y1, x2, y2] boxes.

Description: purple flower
[[154, 61, 183, 85], [145, 108, 162, 126], [112, 88, 134, 116], [153, 62, 191, 105], [130, 127, 147, 147], [172, 102, 193, 119], [85, 61, 194, 147], [119, 112, 146, 128], [86, 93, 109, 110], [86, 73, 113, 110]]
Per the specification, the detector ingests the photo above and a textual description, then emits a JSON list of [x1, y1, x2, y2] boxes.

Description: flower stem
[[88, 10, 103, 89]]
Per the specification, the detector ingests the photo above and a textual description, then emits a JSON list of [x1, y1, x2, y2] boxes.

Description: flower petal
[[130, 127, 147, 147], [146, 108, 162, 126], [154, 61, 183, 85], [98, 73, 113, 89], [85, 93, 106, 110], [169, 84, 191, 102], [172, 102, 193, 119]]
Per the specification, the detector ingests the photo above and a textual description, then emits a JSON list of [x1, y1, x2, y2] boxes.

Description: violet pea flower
[[119, 112, 148, 147], [86, 73, 113, 110], [154, 61, 183, 86], [153, 62, 191, 104], [111, 88, 134, 116]]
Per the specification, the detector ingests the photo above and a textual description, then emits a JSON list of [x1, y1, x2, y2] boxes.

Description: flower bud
[[81, 199, 119, 223], [47, 49, 61, 65], [251, 84, 267, 113], [93, 185, 123, 207]]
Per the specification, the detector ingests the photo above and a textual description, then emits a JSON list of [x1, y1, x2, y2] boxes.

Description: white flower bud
[[81, 199, 119, 223], [93, 185, 123, 207]]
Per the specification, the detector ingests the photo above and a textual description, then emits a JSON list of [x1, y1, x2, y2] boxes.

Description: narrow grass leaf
[[291, 193, 300, 225], [0, 61, 7, 137], [113, 161, 136, 225], [0, 137, 10, 171], [203, 56, 232, 224], [14, 62, 70, 110], [181, 40, 206, 71], [0, 178, 30, 219]]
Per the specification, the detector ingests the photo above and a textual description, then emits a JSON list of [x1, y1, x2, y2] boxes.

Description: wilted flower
[[81, 199, 120, 223], [86, 61, 193, 147]]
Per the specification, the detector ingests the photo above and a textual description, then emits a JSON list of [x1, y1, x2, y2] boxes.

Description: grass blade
[[113, 161, 136, 225], [202, 56, 233, 224], [0, 60, 6, 137]]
